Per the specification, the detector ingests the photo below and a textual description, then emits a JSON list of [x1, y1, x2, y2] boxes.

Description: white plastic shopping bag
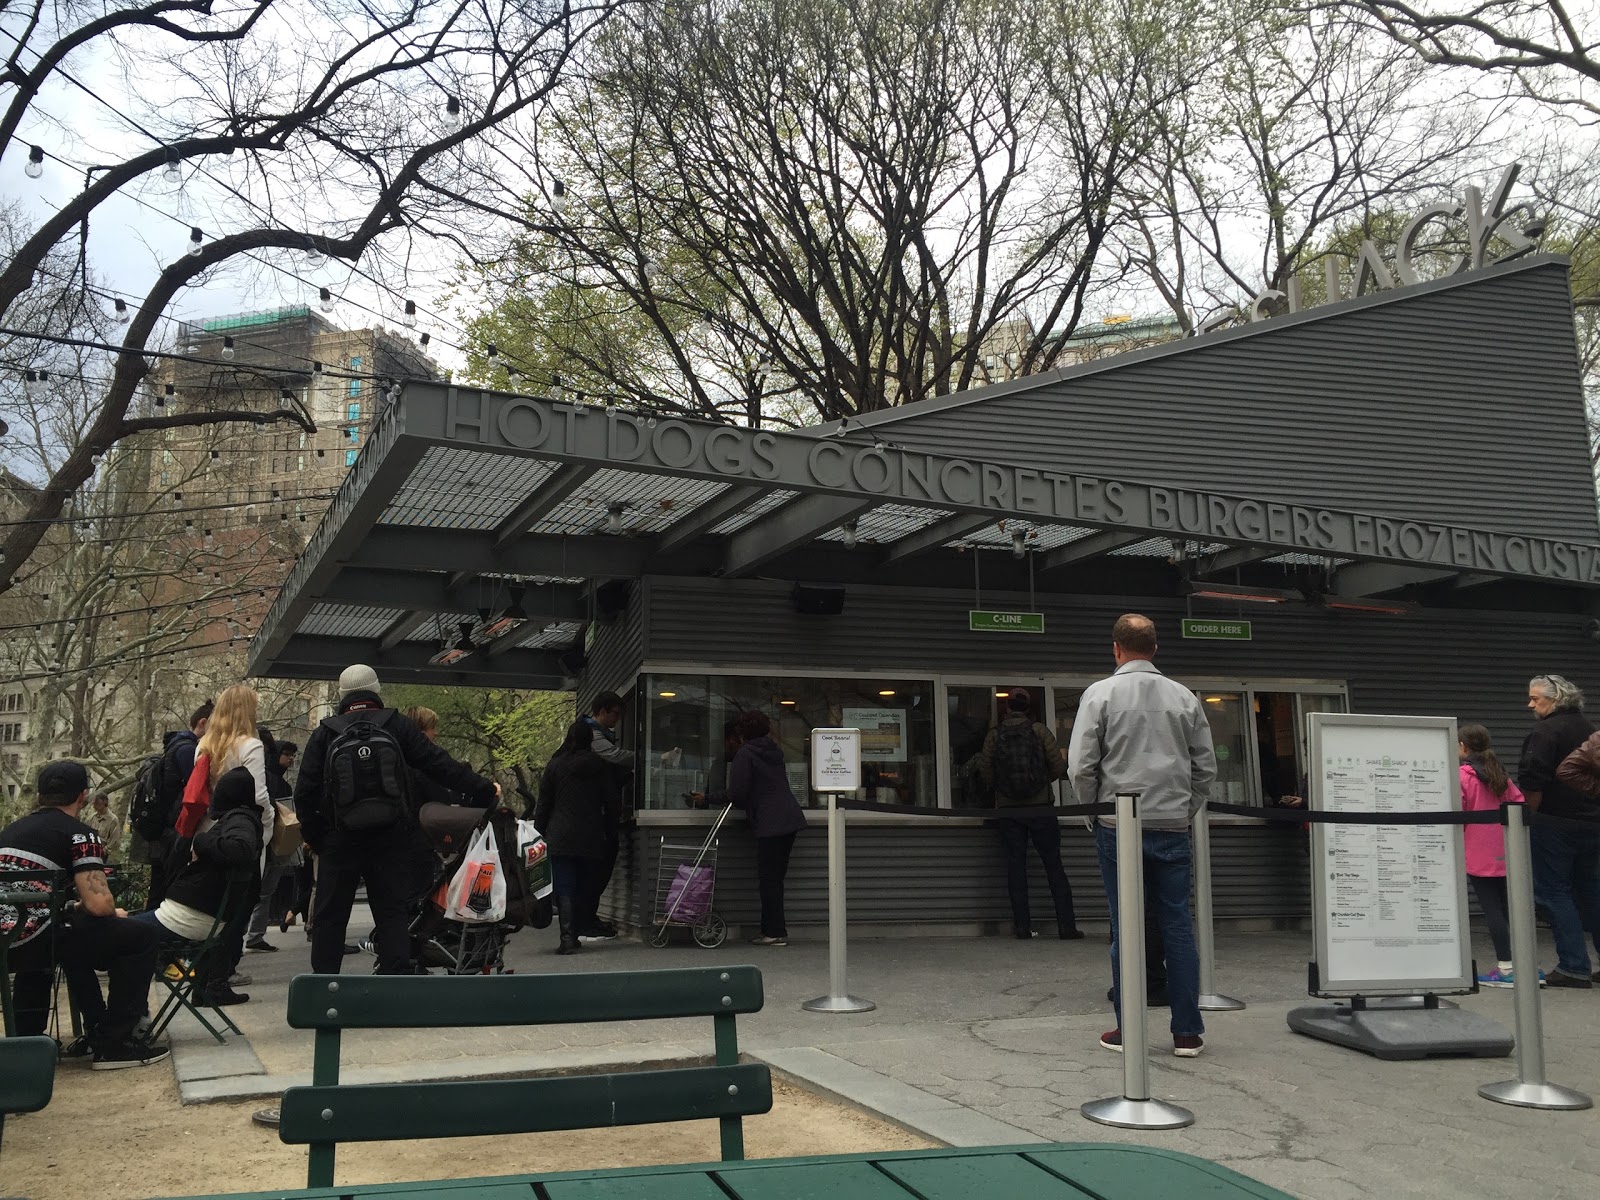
[[516, 819, 553, 900], [445, 823, 507, 923]]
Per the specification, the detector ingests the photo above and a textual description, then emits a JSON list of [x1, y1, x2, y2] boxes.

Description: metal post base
[[802, 994, 876, 1014], [1478, 1080, 1593, 1110], [1081, 1096, 1195, 1129], [1198, 993, 1246, 1012]]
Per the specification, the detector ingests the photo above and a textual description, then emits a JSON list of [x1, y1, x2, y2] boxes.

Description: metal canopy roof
[[248, 264, 1600, 687]]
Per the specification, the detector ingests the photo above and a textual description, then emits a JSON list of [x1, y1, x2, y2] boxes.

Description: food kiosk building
[[247, 253, 1600, 935]]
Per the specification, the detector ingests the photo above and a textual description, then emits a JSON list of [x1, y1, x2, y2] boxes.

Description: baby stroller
[[383, 804, 551, 975]]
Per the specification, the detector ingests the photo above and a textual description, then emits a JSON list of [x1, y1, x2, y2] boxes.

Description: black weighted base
[[1288, 999, 1513, 1061]]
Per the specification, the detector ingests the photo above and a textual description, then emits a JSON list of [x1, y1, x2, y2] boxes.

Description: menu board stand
[[1286, 714, 1511, 1061]]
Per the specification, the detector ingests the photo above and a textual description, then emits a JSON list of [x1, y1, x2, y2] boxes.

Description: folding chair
[[145, 879, 246, 1044], [0, 869, 70, 1039]]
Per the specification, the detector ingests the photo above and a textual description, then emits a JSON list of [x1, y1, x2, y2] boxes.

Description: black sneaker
[[202, 986, 250, 1006], [93, 1039, 172, 1071], [1547, 970, 1593, 989], [579, 921, 618, 939], [1059, 927, 1086, 941], [245, 937, 277, 952], [59, 1035, 95, 1061], [341, 943, 360, 956]]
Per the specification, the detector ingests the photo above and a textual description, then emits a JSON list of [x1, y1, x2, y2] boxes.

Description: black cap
[[37, 760, 89, 800]]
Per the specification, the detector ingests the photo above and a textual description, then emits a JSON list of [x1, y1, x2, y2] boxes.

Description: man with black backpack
[[294, 664, 500, 974], [130, 701, 213, 909], [978, 688, 1083, 941]]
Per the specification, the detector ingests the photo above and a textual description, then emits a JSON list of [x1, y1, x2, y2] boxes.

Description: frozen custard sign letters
[[442, 397, 1600, 586], [1217, 164, 1545, 332]]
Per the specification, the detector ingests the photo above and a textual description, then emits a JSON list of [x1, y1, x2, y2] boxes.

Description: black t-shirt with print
[[0, 807, 108, 946]]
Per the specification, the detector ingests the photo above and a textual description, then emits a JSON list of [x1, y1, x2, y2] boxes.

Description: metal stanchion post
[[802, 793, 875, 1014], [1478, 804, 1591, 1110], [1083, 791, 1195, 1130], [1193, 804, 1245, 1012]]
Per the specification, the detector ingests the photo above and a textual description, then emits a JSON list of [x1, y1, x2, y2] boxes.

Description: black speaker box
[[790, 583, 846, 615], [595, 579, 631, 622], [557, 649, 589, 676]]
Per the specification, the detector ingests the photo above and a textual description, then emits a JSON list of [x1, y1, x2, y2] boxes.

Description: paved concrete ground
[[170, 913, 1600, 1200]]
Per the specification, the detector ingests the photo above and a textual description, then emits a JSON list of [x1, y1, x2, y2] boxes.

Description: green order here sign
[[970, 610, 1045, 634], [1180, 618, 1252, 641]]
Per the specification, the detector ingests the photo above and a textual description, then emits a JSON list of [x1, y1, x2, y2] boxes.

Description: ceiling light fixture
[[1184, 581, 1301, 605], [479, 586, 530, 640], [1321, 597, 1417, 616]]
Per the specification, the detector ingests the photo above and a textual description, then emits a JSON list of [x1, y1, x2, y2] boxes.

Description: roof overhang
[[248, 376, 1600, 685]]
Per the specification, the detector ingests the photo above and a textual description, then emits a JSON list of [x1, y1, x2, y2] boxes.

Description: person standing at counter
[[727, 710, 806, 947]]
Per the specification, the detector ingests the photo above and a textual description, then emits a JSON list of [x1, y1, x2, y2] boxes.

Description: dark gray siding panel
[[599, 821, 1309, 931], [642, 577, 1600, 767], [858, 259, 1597, 543], [576, 579, 646, 709]]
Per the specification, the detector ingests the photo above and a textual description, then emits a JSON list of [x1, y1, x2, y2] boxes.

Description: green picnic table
[[176, 1144, 1297, 1200]]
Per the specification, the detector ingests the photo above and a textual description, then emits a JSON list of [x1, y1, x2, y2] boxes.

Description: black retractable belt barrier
[[835, 798, 1116, 820], [1204, 801, 1502, 825]]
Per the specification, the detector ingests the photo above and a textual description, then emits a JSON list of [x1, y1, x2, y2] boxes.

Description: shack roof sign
[[970, 610, 1045, 633]]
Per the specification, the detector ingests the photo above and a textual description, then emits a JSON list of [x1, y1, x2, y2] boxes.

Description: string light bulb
[[188, 226, 204, 256], [485, 343, 498, 362], [401, 299, 417, 328], [445, 94, 463, 127], [319, 287, 334, 313], [1011, 528, 1028, 559], [419, 332, 430, 348], [159, 383, 173, 407], [552, 179, 569, 213], [163, 152, 181, 184], [113, 298, 130, 325], [25, 145, 43, 179], [305, 239, 325, 268], [221, 336, 235, 360], [841, 520, 859, 550], [23, 369, 47, 399], [311, 361, 324, 382]]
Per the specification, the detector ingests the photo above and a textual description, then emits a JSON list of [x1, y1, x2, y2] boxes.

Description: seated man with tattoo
[[0, 761, 168, 1069]]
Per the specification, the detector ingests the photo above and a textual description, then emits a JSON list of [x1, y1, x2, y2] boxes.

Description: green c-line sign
[[1180, 618, 1252, 640], [970, 610, 1045, 633]]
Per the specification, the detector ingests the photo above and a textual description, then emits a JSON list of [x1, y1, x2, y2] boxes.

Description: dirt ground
[[3, 1060, 933, 1200]]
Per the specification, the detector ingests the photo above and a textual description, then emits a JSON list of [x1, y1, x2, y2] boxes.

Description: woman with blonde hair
[[194, 684, 275, 860]]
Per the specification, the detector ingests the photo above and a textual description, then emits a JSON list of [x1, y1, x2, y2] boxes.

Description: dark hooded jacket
[[164, 766, 263, 919], [727, 735, 807, 839], [534, 749, 612, 860]]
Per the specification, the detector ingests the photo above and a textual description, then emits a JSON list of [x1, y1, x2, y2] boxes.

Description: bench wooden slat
[[542, 1176, 732, 1200], [0, 1036, 57, 1114], [1025, 1148, 1297, 1199], [877, 1152, 1096, 1198], [714, 1160, 917, 1200], [285, 967, 763, 1030], [279, 1064, 773, 1145]]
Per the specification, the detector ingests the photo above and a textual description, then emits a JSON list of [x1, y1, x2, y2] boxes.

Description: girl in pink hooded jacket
[[1459, 723, 1541, 988]]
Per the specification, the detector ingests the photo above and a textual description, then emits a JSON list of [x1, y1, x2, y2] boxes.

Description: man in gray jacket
[[1069, 614, 1216, 1059]]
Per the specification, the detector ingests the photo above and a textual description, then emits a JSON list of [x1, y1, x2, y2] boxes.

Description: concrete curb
[[755, 1046, 1047, 1148]]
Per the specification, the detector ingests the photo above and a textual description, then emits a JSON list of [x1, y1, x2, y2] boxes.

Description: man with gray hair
[[1518, 673, 1600, 987], [1069, 614, 1216, 1057]]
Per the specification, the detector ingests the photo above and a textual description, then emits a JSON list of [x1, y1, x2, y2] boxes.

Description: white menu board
[[810, 728, 862, 793], [1308, 714, 1472, 995]]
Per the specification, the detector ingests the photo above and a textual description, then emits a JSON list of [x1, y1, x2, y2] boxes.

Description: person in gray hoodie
[[726, 710, 807, 946]]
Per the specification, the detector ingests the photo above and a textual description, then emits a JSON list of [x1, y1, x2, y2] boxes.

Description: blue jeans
[[1095, 824, 1203, 1038], [1530, 823, 1600, 978]]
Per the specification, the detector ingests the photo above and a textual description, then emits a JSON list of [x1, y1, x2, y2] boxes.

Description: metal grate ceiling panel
[[299, 603, 408, 639], [1111, 537, 1231, 557], [532, 469, 729, 536], [381, 448, 557, 529], [818, 504, 952, 544], [953, 522, 1102, 552], [710, 488, 799, 534], [1263, 552, 1353, 567]]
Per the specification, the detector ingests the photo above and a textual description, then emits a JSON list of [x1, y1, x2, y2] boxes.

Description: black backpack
[[321, 710, 409, 832], [128, 751, 170, 842], [992, 720, 1050, 802]]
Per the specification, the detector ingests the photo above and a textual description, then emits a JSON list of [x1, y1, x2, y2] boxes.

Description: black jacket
[[293, 692, 496, 848], [534, 751, 612, 860], [1519, 706, 1600, 821], [165, 767, 263, 919], [727, 736, 807, 839], [160, 729, 200, 825]]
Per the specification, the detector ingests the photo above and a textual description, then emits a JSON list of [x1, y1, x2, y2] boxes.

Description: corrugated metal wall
[[588, 575, 1600, 933], [576, 581, 646, 709], [852, 259, 1597, 543]]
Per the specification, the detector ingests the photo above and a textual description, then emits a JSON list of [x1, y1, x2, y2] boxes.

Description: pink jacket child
[[1459, 757, 1525, 878]]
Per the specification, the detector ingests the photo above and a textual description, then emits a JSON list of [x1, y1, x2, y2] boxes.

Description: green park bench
[[0, 1035, 57, 1154], [282, 966, 770, 1189]]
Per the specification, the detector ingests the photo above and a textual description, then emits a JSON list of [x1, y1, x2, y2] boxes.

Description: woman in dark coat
[[727, 710, 807, 946], [534, 719, 612, 955]]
